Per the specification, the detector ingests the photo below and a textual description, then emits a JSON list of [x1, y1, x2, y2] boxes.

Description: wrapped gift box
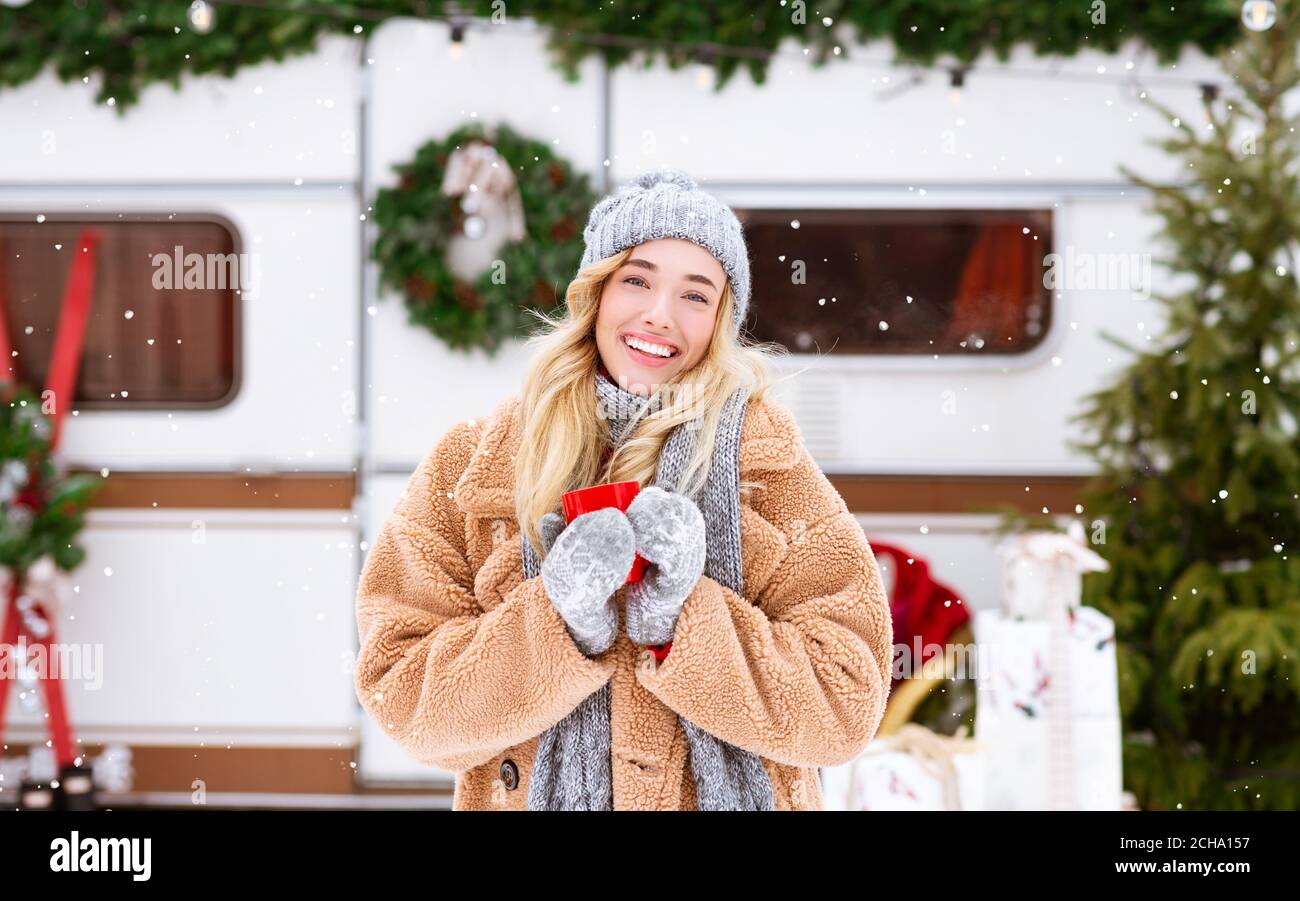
[[997, 521, 1104, 619], [974, 605, 1120, 719], [974, 524, 1123, 810], [821, 724, 987, 811], [974, 706, 1123, 810]]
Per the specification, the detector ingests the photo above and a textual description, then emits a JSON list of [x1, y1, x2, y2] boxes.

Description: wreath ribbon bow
[[440, 141, 527, 242]]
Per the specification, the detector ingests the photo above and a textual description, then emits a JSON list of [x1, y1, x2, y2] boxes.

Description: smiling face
[[594, 238, 726, 396]]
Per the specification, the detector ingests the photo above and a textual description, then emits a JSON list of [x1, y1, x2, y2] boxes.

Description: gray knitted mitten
[[539, 508, 635, 656], [624, 487, 707, 646]]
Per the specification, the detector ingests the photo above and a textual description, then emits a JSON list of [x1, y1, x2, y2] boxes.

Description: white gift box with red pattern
[[973, 525, 1123, 810], [820, 725, 987, 811]]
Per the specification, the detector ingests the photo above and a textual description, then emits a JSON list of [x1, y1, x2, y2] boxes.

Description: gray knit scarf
[[518, 368, 776, 810]]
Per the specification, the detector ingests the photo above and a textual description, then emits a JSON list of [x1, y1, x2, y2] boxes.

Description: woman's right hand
[[539, 508, 636, 656]]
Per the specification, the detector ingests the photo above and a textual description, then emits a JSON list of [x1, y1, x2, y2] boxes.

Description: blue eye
[[624, 275, 708, 304]]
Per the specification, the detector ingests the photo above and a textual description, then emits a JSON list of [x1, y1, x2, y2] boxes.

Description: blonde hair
[[514, 246, 791, 557]]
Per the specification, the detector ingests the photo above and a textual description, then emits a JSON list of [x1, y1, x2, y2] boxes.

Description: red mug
[[561, 479, 648, 583]]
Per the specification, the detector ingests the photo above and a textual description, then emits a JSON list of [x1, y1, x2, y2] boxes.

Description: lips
[[620, 331, 680, 356], [620, 332, 680, 367]]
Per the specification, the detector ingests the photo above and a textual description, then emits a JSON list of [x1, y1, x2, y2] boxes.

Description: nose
[[640, 287, 675, 332]]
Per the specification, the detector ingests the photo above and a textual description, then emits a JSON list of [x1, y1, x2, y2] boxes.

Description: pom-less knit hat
[[580, 167, 751, 336]]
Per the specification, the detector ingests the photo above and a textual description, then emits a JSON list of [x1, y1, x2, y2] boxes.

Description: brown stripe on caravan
[[2, 741, 450, 801], [826, 473, 1088, 515], [76, 471, 356, 509]]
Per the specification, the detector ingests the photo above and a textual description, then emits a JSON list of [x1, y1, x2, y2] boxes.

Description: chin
[[642, 364, 682, 384], [619, 373, 659, 395]]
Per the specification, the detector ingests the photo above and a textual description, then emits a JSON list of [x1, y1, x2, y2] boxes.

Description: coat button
[[499, 759, 519, 791]]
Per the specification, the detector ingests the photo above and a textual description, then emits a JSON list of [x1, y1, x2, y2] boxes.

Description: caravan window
[[736, 208, 1053, 356], [0, 214, 241, 409]]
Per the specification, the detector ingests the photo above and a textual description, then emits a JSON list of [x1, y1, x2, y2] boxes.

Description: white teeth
[[623, 335, 676, 358]]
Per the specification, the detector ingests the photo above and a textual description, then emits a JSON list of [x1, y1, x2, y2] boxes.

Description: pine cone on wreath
[[531, 279, 558, 308], [403, 275, 436, 302], [550, 216, 577, 242], [451, 278, 485, 312]]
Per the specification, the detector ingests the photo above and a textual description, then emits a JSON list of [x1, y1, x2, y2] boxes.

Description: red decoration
[[869, 541, 969, 687], [0, 227, 100, 769]]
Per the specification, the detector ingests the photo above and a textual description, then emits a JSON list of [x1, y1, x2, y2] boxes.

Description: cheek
[[595, 297, 621, 338], [685, 318, 716, 358], [598, 292, 635, 329]]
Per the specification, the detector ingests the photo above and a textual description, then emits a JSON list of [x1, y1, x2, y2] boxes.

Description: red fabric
[[941, 222, 1038, 350], [867, 540, 969, 687]]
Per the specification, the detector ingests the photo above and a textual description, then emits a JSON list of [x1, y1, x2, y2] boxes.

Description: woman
[[354, 168, 893, 810]]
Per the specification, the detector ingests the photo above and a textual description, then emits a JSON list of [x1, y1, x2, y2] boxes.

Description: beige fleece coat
[[353, 392, 893, 810]]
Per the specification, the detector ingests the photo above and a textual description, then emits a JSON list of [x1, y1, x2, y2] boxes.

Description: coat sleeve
[[635, 435, 894, 769], [353, 420, 616, 773]]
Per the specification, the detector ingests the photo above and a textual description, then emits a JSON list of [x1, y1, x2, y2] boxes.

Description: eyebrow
[[624, 257, 719, 293]]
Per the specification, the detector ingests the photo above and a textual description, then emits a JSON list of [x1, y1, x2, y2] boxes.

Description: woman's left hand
[[624, 486, 706, 646]]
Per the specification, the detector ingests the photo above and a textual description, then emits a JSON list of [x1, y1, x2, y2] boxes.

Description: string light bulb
[[449, 21, 465, 59], [948, 66, 967, 108], [1241, 0, 1277, 31], [694, 47, 716, 90], [187, 0, 216, 34]]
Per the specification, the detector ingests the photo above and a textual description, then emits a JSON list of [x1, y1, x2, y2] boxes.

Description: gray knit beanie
[[580, 167, 752, 336]]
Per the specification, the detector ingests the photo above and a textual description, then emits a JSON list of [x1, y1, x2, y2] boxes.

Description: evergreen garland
[[369, 122, 597, 353], [0, 1, 1242, 113]]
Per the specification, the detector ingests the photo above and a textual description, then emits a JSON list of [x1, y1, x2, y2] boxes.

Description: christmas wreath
[[370, 123, 599, 354], [0, 384, 100, 573]]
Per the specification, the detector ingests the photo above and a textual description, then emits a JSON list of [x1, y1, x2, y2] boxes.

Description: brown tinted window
[[736, 208, 1053, 356], [0, 215, 241, 408]]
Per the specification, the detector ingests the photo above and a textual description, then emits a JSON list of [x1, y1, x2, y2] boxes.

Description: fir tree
[[1069, 5, 1300, 810]]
